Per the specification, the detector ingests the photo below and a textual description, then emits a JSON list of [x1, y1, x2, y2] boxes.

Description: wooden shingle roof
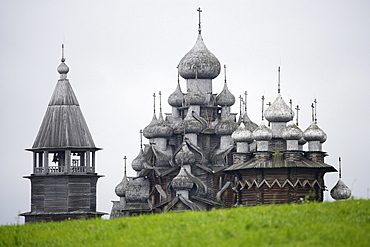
[[225, 152, 336, 172], [30, 79, 98, 151]]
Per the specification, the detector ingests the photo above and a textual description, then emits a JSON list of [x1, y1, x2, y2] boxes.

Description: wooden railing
[[34, 166, 95, 174]]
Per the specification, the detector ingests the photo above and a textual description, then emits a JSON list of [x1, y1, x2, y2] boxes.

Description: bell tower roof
[[29, 45, 98, 151]]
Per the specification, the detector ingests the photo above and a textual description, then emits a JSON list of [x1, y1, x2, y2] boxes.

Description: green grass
[[1, 200, 369, 246]]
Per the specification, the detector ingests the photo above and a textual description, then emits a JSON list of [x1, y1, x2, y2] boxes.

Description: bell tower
[[20, 45, 105, 223]]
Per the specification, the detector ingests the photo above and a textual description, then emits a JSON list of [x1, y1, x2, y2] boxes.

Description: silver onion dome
[[264, 94, 294, 122], [303, 122, 327, 143], [252, 121, 273, 141], [178, 34, 221, 80], [216, 82, 235, 106], [143, 114, 158, 139], [172, 166, 194, 191], [57, 60, 69, 79], [150, 113, 173, 138], [242, 113, 258, 132], [215, 111, 238, 136], [115, 175, 128, 197], [231, 122, 253, 143], [330, 179, 351, 200], [282, 121, 303, 140], [298, 137, 307, 145], [174, 142, 197, 166], [168, 82, 184, 107], [131, 148, 150, 172]]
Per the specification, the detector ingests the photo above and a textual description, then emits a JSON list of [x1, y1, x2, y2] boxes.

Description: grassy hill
[[1, 199, 369, 246]]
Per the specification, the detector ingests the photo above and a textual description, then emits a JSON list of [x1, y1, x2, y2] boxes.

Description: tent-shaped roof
[[29, 64, 98, 151]]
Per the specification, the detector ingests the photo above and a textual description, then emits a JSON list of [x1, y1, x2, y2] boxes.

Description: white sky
[[0, 0, 369, 224]]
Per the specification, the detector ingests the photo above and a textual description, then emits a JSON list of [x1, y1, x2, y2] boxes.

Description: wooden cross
[[123, 155, 127, 176], [153, 93, 156, 114], [197, 7, 202, 34], [261, 95, 265, 121], [295, 105, 300, 126]]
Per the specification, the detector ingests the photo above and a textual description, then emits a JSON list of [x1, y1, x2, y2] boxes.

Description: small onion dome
[[57, 60, 69, 79], [168, 83, 184, 107], [115, 175, 128, 197], [303, 122, 327, 143], [131, 148, 150, 172], [143, 114, 158, 139], [232, 122, 253, 143], [330, 179, 351, 200], [186, 87, 206, 105], [216, 82, 235, 106], [252, 121, 273, 141], [178, 34, 221, 80], [172, 166, 194, 191], [264, 94, 294, 122], [282, 121, 303, 140], [150, 113, 173, 138], [298, 137, 307, 145], [242, 113, 258, 132], [179, 110, 203, 134], [215, 114, 238, 136], [174, 142, 197, 166]]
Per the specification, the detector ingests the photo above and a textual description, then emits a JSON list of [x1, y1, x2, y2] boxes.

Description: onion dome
[[172, 166, 194, 191], [143, 114, 158, 139], [215, 112, 238, 136], [115, 157, 129, 197], [150, 113, 173, 138], [330, 179, 351, 200], [131, 148, 150, 172], [252, 121, 273, 141], [303, 122, 327, 143], [115, 175, 128, 197], [168, 82, 184, 107], [186, 87, 206, 105], [179, 110, 203, 134], [216, 82, 235, 106], [242, 113, 258, 132], [231, 122, 253, 143], [264, 94, 294, 122], [282, 121, 303, 140], [178, 34, 221, 80], [57, 60, 69, 79], [298, 137, 307, 145], [174, 142, 197, 166]]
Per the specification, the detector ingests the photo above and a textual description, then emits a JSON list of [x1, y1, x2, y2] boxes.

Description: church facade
[[110, 9, 337, 217]]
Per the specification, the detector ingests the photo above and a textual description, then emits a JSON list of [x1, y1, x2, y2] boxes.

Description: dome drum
[[286, 140, 299, 151], [308, 141, 323, 152], [186, 79, 213, 100], [270, 122, 287, 138]]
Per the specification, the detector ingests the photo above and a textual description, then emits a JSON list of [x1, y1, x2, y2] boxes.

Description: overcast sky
[[1, 0, 369, 225]]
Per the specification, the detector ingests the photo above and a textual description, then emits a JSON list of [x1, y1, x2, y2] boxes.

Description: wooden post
[[43, 151, 49, 174], [86, 151, 91, 173], [38, 152, 43, 169], [92, 151, 95, 173], [65, 150, 71, 173], [33, 152, 37, 174]]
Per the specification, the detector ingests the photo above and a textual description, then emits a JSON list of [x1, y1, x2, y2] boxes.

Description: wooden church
[[20, 46, 105, 223], [110, 8, 338, 218]]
